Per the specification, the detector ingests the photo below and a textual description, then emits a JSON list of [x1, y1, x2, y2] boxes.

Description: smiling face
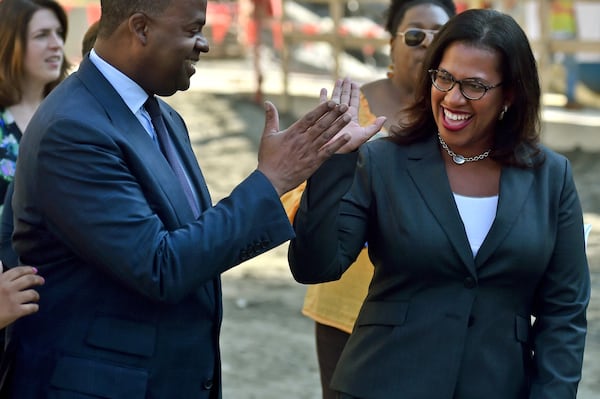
[[139, 0, 209, 96], [390, 3, 451, 92], [23, 8, 65, 88], [431, 41, 507, 156]]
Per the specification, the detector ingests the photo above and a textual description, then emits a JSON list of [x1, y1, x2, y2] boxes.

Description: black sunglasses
[[396, 28, 438, 47]]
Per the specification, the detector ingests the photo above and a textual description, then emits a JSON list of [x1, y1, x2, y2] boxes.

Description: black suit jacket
[[289, 137, 590, 399], [8, 57, 294, 398]]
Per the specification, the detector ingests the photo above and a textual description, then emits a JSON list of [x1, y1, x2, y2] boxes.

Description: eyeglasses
[[396, 28, 438, 47], [429, 69, 502, 100]]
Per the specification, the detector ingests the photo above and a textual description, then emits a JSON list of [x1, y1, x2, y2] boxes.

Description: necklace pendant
[[452, 154, 466, 165]]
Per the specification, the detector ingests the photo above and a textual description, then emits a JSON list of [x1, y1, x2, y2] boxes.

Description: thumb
[[262, 101, 280, 138], [365, 116, 387, 138]]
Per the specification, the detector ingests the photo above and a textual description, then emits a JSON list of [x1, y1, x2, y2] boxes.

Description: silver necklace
[[437, 133, 491, 165]]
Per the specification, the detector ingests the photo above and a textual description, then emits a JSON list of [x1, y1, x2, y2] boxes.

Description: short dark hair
[[81, 20, 99, 56], [0, 0, 71, 107], [385, 0, 456, 35], [395, 8, 543, 168], [98, 0, 171, 38]]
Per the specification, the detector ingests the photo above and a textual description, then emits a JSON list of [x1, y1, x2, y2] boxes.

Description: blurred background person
[[289, 8, 589, 398], [81, 20, 99, 57], [0, 0, 70, 213], [238, 0, 283, 104], [0, 0, 70, 268], [573, 0, 600, 98], [549, 0, 582, 109], [282, 1, 456, 398], [0, 0, 69, 384]]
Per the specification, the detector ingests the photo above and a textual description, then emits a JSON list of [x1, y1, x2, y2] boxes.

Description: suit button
[[468, 315, 475, 327], [464, 277, 476, 289], [202, 379, 214, 390]]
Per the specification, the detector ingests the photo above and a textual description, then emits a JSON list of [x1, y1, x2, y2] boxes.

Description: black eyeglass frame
[[395, 28, 438, 47], [428, 69, 503, 100]]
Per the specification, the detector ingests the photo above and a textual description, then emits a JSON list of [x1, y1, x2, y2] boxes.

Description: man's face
[[142, 0, 209, 96]]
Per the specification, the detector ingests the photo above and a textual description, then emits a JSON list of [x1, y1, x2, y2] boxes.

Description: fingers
[[262, 101, 280, 137], [307, 110, 352, 144], [339, 77, 353, 107], [0, 299, 40, 329], [348, 80, 360, 110], [3, 265, 40, 282], [289, 100, 346, 137], [319, 131, 351, 155], [18, 302, 40, 317], [15, 288, 41, 306], [1, 266, 44, 292], [11, 273, 45, 292], [319, 88, 328, 104], [329, 78, 343, 104]]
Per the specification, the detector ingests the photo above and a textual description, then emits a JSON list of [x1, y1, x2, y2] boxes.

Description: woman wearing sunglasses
[[282, 1, 455, 398], [289, 8, 589, 399]]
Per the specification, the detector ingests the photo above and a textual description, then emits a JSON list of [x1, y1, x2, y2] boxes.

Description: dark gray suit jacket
[[289, 136, 590, 399], [8, 57, 294, 399]]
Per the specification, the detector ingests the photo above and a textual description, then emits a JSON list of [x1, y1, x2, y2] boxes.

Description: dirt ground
[[164, 66, 600, 398]]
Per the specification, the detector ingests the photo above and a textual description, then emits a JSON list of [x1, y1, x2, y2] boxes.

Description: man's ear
[[129, 12, 150, 45]]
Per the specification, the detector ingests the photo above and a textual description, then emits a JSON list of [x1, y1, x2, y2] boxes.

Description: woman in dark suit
[[289, 9, 590, 399]]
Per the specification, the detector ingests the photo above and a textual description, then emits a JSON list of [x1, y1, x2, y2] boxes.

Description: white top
[[453, 193, 499, 257]]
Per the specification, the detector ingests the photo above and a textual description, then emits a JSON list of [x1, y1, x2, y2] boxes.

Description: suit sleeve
[[288, 149, 368, 284], [24, 117, 294, 304], [529, 158, 590, 398]]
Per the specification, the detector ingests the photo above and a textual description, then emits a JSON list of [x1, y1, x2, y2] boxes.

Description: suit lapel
[[77, 59, 218, 306], [406, 137, 477, 277], [475, 166, 534, 266], [76, 58, 198, 223]]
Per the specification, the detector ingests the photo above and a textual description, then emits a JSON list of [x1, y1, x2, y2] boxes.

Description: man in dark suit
[[6, 0, 383, 397]]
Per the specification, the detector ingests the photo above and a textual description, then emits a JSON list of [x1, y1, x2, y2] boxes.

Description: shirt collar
[[89, 49, 149, 115]]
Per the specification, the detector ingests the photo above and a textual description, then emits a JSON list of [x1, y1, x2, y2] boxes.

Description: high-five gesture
[[321, 77, 386, 154], [257, 79, 355, 196]]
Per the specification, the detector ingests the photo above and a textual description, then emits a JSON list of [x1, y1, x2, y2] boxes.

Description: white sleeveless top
[[453, 193, 499, 257]]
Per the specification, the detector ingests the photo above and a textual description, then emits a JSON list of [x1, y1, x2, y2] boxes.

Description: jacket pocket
[[86, 316, 156, 357], [356, 301, 409, 327], [49, 355, 147, 398]]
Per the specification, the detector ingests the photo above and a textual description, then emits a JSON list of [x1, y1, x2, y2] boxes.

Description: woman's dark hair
[[82, 20, 100, 56], [385, 0, 457, 35], [0, 0, 71, 107], [395, 8, 543, 168]]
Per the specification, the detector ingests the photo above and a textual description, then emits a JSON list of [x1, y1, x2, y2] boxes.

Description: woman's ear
[[503, 86, 515, 109]]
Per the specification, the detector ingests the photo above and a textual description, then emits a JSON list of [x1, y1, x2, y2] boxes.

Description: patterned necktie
[[144, 96, 200, 218]]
